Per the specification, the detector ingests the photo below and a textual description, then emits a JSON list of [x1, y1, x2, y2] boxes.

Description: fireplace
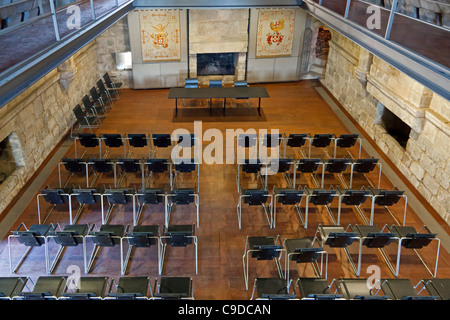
[[197, 53, 238, 76]]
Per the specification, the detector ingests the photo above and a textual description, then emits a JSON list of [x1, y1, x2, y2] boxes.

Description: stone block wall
[[96, 17, 132, 88], [0, 41, 99, 217], [322, 29, 450, 224]]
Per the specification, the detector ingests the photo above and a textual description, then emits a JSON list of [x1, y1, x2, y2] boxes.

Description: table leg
[[223, 98, 226, 115], [258, 98, 261, 116], [175, 98, 178, 117]]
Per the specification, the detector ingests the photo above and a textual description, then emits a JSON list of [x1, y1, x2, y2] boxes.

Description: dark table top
[[168, 86, 269, 99]]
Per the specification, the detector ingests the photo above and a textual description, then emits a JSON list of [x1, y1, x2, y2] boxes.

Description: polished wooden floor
[[0, 80, 448, 300]]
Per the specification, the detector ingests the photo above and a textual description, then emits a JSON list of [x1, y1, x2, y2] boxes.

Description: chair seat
[[63, 276, 108, 299], [255, 278, 292, 299], [109, 277, 149, 299], [156, 277, 192, 299], [297, 277, 332, 298], [0, 277, 28, 298]]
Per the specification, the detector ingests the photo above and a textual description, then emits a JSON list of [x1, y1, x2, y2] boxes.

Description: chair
[[283, 238, 328, 283], [115, 158, 144, 187], [101, 188, 136, 224], [236, 158, 263, 193], [104, 72, 123, 93], [74, 133, 101, 158], [82, 94, 106, 117], [242, 235, 284, 290], [144, 159, 171, 188], [89, 158, 115, 186], [46, 224, 91, 274], [122, 225, 160, 275], [301, 187, 338, 229], [86, 224, 128, 274], [380, 278, 437, 300], [320, 158, 351, 188], [237, 189, 273, 229], [134, 188, 166, 226], [312, 224, 358, 249], [71, 188, 103, 219], [368, 187, 408, 225], [349, 158, 382, 188], [16, 276, 67, 300], [337, 278, 389, 300], [346, 224, 396, 276], [58, 158, 89, 188], [101, 133, 127, 158], [333, 134, 361, 158], [36, 187, 74, 224], [8, 223, 56, 273], [233, 80, 250, 107], [152, 277, 194, 300], [183, 78, 202, 106], [159, 225, 198, 275], [296, 277, 343, 300], [166, 188, 199, 228], [334, 187, 370, 225], [308, 133, 334, 157], [97, 79, 119, 100], [284, 133, 309, 158], [172, 158, 199, 192], [262, 158, 294, 189], [98, 78, 119, 100], [208, 79, 223, 109], [250, 278, 296, 300], [292, 158, 322, 188], [90, 86, 112, 108], [126, 133, 150, 157], [151, 133, 172, 157], [417, 278, 450, 300], [0, 277, 29, 300], [71, 104, 100, 136], [271, 187, 303, 228], [107, 276, 151, 300], [388, 225, 440, 277], [60, 276, 109, 300]]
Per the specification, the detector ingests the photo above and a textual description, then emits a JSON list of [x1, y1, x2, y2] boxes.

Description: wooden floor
[[0, 80, 448, 300]]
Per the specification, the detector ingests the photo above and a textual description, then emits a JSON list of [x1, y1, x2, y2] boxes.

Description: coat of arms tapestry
[[139, 9, 181, 62], [256, 8, 295, 58]]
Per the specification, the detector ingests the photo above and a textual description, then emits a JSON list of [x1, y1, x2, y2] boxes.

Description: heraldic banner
[[139, 9, 181, 62], [256, 8, 295, 58]]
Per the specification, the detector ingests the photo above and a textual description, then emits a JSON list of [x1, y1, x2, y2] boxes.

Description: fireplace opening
[[197, 53, 238, 76], [377, 104, 411, 149]]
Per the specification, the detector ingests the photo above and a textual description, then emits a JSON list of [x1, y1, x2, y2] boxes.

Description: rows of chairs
[[0, 275, 193, 300], [70, 73, 123, 136], [8, 222, 197, 276], [251, 277, 449, 300], [234, 132, 408, 230], [242, 224, 441, 290]]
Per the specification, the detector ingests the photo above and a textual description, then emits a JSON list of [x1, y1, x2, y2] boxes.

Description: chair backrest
[[104, 73, 112, 83], [119, 159, 140, 173], [243, 189, 269, 205], [234, 80, 247, 87], [241, 160, 262, 173], [127, 134, 148, 148], [171, 189, 195, 205], [291, 247, 323, 263], [174, 159, 196, 173], [91, 159, 113, 173], [253, 245, 283, 260], [209, 80, 222, 88], [287, 134, 308, 147], [127, 232, 157, 247], [341, 190, 369, 206], [102, 134, 123, 147], [73, 105, 85, 122], [63, 158, 84, 173], [41, 189, 68, 204], [336, 134, 358, 148], [82, 95, 93, 109], [185, 78, 198, 88], [262, 134, 282, 148], [325, 232, 357, 248], [89, 87, 99, 99], [164, 225, 194, 247], [297, 159, 320, 173], [362, 232, 395, 248], [140, 189, 164, 204], [310, 190, 336, 205], [276, 189, 303, 205], [311, 134, 333, 148], [152, 134, 172, 147], [97, 80, 107, 91], [106, 189, 131, 204], [374, 190, 404, 206], [353, 158, 378, 173], [78, 133, 99, 147], [74, 189, 99, 205], [146, 159, 168, 173], [237, 134, 258, 148], [325, 159, 349, 173]]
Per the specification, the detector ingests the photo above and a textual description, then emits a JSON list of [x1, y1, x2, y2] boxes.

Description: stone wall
[[96, 17, 132, 88], [322, 29, 450, 224], [0, 40, 99, 217]]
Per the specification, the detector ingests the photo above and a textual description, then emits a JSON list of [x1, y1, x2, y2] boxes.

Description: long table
[[168, 86, 269, 116]]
